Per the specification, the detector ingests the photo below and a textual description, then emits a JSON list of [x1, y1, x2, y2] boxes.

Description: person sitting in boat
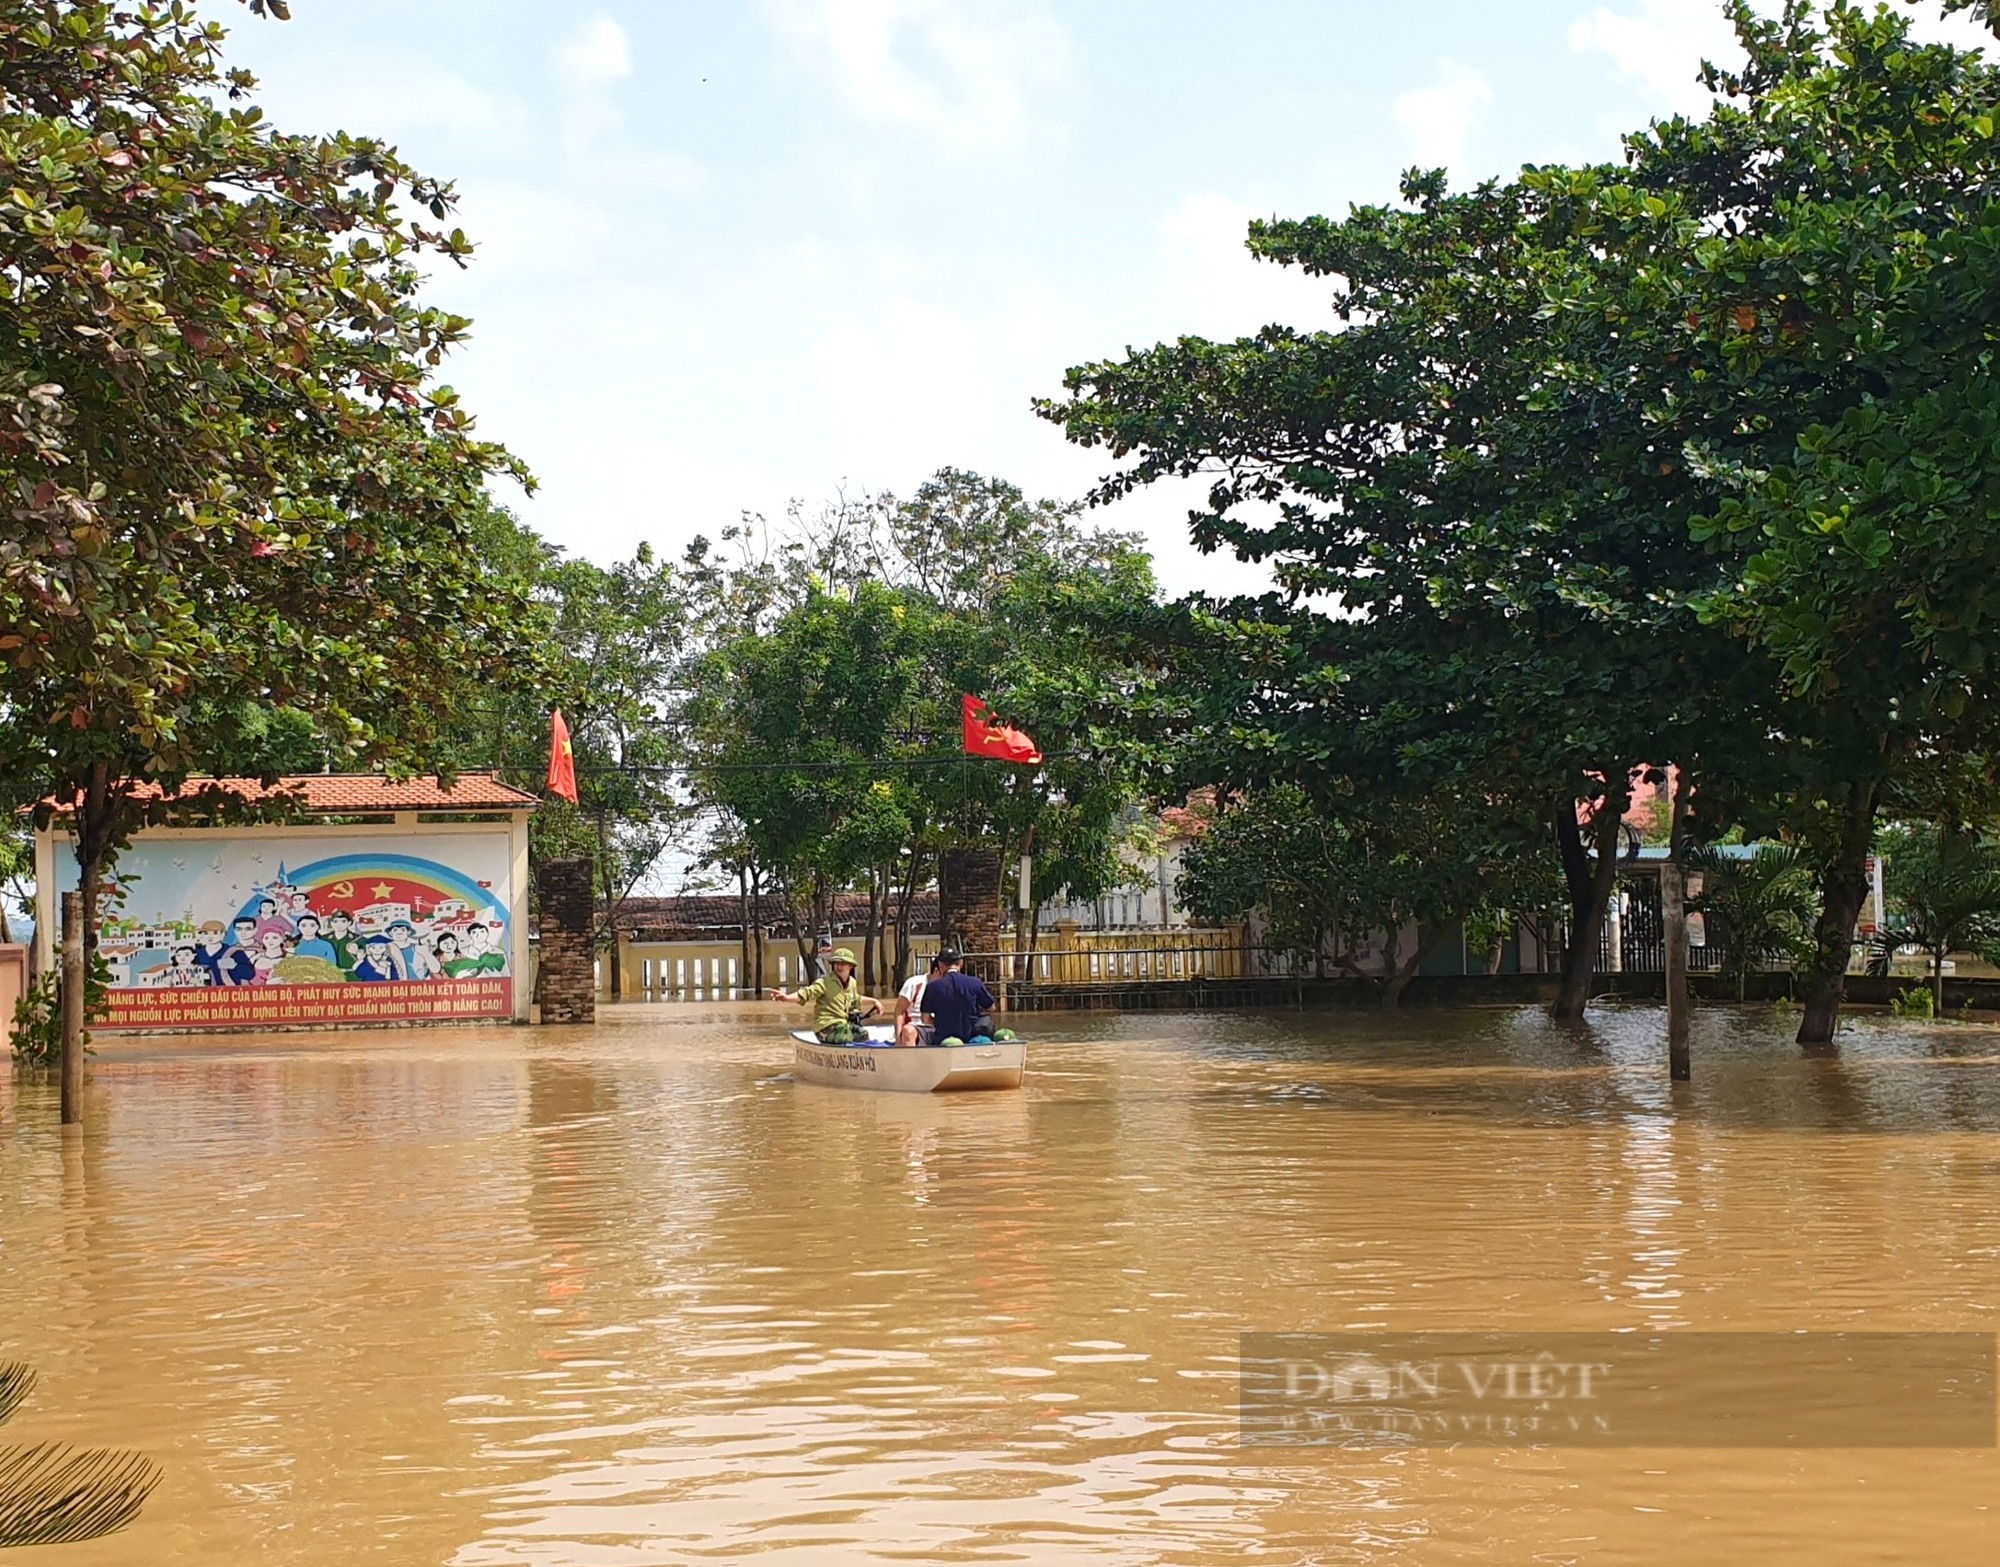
[[921, 949, 998, 1044], [771, 947, 881, 1044], [894, 954, 945, 1047]]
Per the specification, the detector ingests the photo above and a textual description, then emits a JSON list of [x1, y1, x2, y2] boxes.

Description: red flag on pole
[[547, 709, 579, 803], [961, 694, 1043, 764]]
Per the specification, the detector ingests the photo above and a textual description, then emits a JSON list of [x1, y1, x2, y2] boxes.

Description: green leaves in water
[[0, 1361, 161, 1549]]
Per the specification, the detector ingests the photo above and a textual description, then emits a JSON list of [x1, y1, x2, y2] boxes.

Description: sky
[[216, 0, 1989, 599]]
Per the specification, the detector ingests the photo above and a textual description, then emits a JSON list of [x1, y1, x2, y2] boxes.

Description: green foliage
[[438, 535, 693, 935], [0, 829, 27, 946], [1178, 784, 1558, 1001], [685, 470, 1159, 979], [1891, 985, 1937, 1019], [692, 578, 936, 942], [1039, 1, 2000, 1037], [1878, 822, 2000, 1009], [1689, 845, 1817, 1000], [7, 954, 109, 1069], [0, 0, 538, 980]]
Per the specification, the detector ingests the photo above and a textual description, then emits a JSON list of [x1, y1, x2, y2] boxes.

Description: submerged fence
[[596, 878, 1818, 1003], [603, 927, 1256, 1001]]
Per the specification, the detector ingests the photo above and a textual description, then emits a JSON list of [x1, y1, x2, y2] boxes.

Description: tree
[[0, 825, 28, 946], [1178, 783, 1558, 1006], [683, 471, 1161, 990], [437, 539, 693, 996], [689, 579, 934, 980], [0, 2, 535, 1056], [1688, 844, 1816, 1001], [1044, 2, 2000, 1046], [1038, 152, 1771, 1025], [1878, 823, 2000, 1012], [1635, 3, 2000, 1042]]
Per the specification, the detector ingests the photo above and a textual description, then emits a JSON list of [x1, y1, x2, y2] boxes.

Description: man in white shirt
[[894, 955, 946, 1046]]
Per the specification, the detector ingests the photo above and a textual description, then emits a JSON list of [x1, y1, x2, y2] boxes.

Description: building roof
[[54, 773, 538, 816], [617, 891, 942, 940]]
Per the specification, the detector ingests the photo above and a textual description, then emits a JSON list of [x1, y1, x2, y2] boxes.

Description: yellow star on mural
[[372, 882, 396, 900]]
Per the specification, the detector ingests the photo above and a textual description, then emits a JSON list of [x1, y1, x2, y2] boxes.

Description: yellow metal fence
[[601, 925, 1251, 1001]]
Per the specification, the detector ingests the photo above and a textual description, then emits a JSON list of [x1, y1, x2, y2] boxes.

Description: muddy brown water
[[1, 1003, 1997, 1564]]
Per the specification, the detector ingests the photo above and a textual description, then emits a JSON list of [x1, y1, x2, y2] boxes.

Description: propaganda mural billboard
[[61, 831, 518, 1030]]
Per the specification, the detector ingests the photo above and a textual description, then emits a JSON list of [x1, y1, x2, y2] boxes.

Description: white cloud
[[558, 16, 634, 153], [1156, 193, 1327, 340], [811, 297, 999, 475], [558, 16, 633, 91], [764, 0, 1069, 151], [1569, 0, 1741, 116], [243, 67, 518, 151], [1393, 61, 1494, 171]]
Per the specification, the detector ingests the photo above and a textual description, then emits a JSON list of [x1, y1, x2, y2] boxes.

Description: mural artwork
[[80, 835, 515, 1029]]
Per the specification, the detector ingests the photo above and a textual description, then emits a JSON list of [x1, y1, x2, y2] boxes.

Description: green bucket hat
[[828, 947, 858, 967]]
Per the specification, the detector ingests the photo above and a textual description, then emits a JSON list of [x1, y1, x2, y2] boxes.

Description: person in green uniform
[[324, 909, 364, 976], [453, 921, 509, 975], [771, 947, 881, 1044]]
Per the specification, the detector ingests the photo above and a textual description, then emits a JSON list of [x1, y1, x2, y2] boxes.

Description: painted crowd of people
[[143, 896, 508, 989]]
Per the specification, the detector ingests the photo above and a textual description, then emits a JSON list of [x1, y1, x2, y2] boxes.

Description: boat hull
[[789, 1030, 1025, 1093]]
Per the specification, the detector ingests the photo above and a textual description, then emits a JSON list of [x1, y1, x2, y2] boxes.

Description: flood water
[[2, 1002, 1998, 1564]]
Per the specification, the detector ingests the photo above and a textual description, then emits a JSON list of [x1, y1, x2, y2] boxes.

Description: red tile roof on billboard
[[58, 773, 538, 814]]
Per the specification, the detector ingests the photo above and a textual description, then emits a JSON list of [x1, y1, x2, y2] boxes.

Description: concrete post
[[536, 858, 597, 1025], [1663, 859, 1691, 1080]]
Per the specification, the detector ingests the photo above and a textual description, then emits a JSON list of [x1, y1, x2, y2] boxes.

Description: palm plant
[[0, 1362, 159, 1549], [1878, 825, 2000, 1014], [1689, 844, 1817, 1001]]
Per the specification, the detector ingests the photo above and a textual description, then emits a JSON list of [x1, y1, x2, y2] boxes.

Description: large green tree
[[1039, 163, 1766, 1020], [1044, 0, 2000, 1043], [684, 471, 1162, 988], [1654, 2, 2000, 1039], [0, 3, 534, 983], [437, 537, 694, 994], [689, 578, 935, 983]]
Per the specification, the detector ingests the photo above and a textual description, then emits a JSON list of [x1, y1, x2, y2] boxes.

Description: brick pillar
[[537, 858, 597, 1024], [939, 848, 1004, 982]]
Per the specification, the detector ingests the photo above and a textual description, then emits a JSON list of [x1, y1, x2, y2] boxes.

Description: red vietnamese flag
[[961, 694, 1043, 764], [547, 709, 579, 803]]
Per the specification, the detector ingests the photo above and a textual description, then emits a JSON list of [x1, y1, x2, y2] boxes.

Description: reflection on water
[[2, 1003, 1998, 1564]]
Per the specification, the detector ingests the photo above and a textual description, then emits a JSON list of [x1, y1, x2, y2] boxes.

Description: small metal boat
[[788, 1025, 1025, 1093]]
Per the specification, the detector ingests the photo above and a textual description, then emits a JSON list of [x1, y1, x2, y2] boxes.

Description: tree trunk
[[1383, 925, 1447, 1009], [597, 811, 620, 1002], [1934, 950, 1947, 1016], [1553, 781, 1629, 1021], [1662, 857, 1691, 1079], [889, 840, 925, 983], [750, 865, 766, 991], [76, 760, 113, 975], [60, 890, 84, 1125], [864, 866, 887, 992], [1797, 781, 1878, 1046], [737, 864, 752, 999]]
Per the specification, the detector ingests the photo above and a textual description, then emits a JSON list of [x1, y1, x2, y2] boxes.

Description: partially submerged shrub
[[1890, 986, 1936, 1020]]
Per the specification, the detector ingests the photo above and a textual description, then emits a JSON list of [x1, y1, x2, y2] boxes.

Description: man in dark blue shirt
[[921, 950, 997, 1043]]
